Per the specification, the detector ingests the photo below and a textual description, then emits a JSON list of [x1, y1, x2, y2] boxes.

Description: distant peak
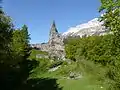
[[51, 20, 56, 27], [62, 17, 105, 36], [49, 20, 59, 40]]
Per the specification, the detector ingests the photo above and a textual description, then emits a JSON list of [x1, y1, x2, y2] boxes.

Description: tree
[[99, 0, 120, 31], [99, 0, 120, 89], [99, 0, 120, 47], [0, 6, 13, 64], [0, 2, 39, 90], [99, 0, 120, 63], [11, 25, 30, 60]]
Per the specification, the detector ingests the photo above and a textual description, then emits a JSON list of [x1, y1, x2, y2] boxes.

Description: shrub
[[30, 58, 51, 77], [65, 34, 120, 89]]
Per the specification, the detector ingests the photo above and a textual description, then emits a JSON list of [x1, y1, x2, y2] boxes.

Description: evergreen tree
[[0, 6, 13, 64], [11, 25, 30, 60]]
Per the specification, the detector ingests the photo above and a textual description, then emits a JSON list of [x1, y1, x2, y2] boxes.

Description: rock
[[31, 21, 65, 60], [36, 54, 49, 59], [62, 18, 107, 37], [69, 72, 75, 79], [69, 72, 82, 79], [31, 18, 109, 60], [48, 21, 65, 59], [48, 65, 61, 72]]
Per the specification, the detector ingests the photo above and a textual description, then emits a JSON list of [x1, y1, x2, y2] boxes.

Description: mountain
[[31, 18, 108, 60], [31, 21, 65, 60], [62, 18, 106, 37]]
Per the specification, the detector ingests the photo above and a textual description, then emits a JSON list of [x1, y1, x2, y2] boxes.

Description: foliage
[[0, 8, 13, 63], [65, 37, 81, 61], [0, 8, 60, 89], [49, 60, 63, 68], [30, 58, 52, 77], [99, 0, 120, 34], [99, 0, 120, 57], [29, 49, 48, 60], [11, 25, 30, 57], [1, 0, 120, 90], [64, 33, 120, 89], [99, 0, 120, 89], [65, 34, 113, 65], [0, 5, 34, 90]]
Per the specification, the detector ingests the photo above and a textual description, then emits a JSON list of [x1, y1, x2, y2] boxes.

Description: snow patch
[[62, 18, 104, 36]]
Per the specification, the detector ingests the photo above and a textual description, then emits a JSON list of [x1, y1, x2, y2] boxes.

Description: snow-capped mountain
[[63, 18, 106, 37]]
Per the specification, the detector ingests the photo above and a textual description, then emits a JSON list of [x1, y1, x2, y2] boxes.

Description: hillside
[[63, 18, 106, 37]]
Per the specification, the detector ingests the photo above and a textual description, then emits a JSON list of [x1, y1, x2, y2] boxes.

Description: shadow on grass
[[19, 78, 62, 90], [0, 59, 62, 90], [0, 59, 38, 90]]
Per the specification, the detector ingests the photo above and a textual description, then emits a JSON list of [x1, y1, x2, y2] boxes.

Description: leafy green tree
[[99, 0, 120, 89], [99, 0, 120, 47], [65, 37, 81, 61], [99, 0, 120, 32]]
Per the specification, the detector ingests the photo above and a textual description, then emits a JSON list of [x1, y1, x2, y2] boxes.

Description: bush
[[65, 34, 113, 65], [65, 34, 120, 89], [30, 58, 51, 77], [56, 59, 107, 85], [29, 49, 48, 60]]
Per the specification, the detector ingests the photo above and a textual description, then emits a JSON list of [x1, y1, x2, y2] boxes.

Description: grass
[[32, 72, 106, 90], [30, 66, 107, 90], [29, 49, 48, 60], [29, 50, 108, 90], [58, 79, 105, 90]]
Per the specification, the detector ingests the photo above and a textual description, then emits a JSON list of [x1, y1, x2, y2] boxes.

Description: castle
[[31, 21, 65, 59]]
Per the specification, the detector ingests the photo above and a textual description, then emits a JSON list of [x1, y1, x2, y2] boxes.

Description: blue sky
[[2, 0, 101, 43]]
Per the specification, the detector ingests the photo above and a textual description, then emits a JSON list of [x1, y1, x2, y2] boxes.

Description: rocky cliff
[[31, 18, 108, 60], [31, 21, 65, 60], [63, 18, 107, 37]]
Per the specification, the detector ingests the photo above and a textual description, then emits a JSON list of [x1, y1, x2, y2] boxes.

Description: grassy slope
[[29, 49, 48, 59], [39, 73, 105, 90], [29, 49, 107, 90], [31, 70, 106, 90], [58, 79, 105, 90]]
